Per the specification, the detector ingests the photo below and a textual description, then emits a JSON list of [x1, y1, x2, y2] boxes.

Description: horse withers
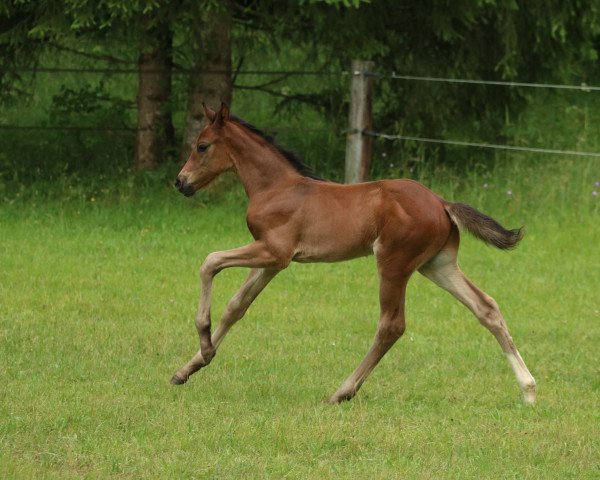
[[171, 102, 536, 405]]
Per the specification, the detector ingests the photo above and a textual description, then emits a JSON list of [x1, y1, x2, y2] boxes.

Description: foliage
[[1, 0, 599, 177], [266, 0, 600, 165], [49, 82, 133, 127]]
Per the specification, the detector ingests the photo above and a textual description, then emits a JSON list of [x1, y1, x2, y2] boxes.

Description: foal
[[172, 103, 536, 405]]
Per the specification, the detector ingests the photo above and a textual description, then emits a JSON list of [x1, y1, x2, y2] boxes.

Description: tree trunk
[[135, 17, 173, 170], [180, 4, 232, 161]]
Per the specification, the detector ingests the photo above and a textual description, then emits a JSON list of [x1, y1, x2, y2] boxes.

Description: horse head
[[175, 102, 234, 196]]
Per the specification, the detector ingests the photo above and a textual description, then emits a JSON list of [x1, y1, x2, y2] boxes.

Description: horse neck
[[226, 128, 302, 198]]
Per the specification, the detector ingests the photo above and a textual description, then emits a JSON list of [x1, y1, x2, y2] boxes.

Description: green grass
[[1, 155, 599, 478]]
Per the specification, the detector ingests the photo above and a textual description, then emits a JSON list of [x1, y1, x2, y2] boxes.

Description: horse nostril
[[174, 176, 195, 196]]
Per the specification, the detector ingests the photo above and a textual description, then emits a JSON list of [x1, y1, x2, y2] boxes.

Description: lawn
[[0, 158, 599, 478]]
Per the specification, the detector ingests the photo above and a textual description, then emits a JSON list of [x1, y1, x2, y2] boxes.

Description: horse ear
[[214, 102, 230, 128], [202, 103, 216, 122]]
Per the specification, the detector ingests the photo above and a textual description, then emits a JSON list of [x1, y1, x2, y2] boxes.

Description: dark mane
[[230, 115, 323, 180]]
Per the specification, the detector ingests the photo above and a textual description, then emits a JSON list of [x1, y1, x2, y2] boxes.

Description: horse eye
[[196, 143, 209, 154]]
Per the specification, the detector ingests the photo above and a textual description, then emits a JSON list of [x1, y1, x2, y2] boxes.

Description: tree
[[231, 0, 600, 167], [0, 0, 177, 170], [2, 0, 598, 177], [135, 10, 174, 170], [180, 2, 232, 161], [0, 1, 52, 101]]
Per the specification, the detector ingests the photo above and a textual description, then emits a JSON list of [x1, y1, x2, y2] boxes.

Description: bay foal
[[172, 103, 536, 405]]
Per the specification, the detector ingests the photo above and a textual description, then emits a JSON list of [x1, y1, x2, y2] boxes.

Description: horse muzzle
[[174, 176, 196, 197]]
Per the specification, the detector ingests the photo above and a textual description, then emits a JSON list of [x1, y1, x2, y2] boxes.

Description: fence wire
[[3, 65, 600, 159], [365, 71, 600, 92], [11, 66, 600, 90], [361, 130, 600, 158], [9, 67, 342, 76]]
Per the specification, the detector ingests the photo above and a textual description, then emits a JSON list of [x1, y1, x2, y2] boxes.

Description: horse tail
[[444, 202, 524, 250]]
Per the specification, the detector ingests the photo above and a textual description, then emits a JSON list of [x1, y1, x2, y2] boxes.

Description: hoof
[[522, 384, 536, 405], [324, 392, 354, 404], [170, 374, 187, 385]]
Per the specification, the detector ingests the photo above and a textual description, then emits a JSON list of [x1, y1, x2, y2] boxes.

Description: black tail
[[444, 203, 524, 250]]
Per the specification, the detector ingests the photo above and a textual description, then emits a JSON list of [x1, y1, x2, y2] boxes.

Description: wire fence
[[9, 65, 600, 89], [362, 69, 600, 158], [2, 65, 600, 157], [362, 130, 600, 158], [0, 67, 342, 134], [368, 71, 600, 92], [7, 67, 342, 76], [0, 125, 139, 132]]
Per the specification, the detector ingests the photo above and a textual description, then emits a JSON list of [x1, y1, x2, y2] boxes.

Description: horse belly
[[292, 215, 375, 263]]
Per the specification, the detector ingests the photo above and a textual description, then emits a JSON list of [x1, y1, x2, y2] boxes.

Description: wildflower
[[483, 183, 488, 188], [593, 191, 598, 197], [389, 163, 394, 168], [382, 152, 388, 158], [595, 180, 600, 187], [506, 189, 513, 196]]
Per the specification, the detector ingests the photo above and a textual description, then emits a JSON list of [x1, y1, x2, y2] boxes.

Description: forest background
[[2, 0, 599, 182]]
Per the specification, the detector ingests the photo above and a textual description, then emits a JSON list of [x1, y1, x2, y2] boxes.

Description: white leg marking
[[420, 254, 536, 405], [506, 352, 536, 405]]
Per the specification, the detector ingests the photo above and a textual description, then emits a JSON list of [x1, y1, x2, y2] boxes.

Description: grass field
[[1, 156, 599, 478]]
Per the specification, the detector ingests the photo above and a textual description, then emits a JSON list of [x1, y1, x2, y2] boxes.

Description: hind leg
[[326, 254, 410, 404], [419, 247, 536, 405], [326, 273, 408, 403]]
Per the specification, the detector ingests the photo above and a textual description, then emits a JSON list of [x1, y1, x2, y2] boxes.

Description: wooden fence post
[[345, 60, 374, 183]]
